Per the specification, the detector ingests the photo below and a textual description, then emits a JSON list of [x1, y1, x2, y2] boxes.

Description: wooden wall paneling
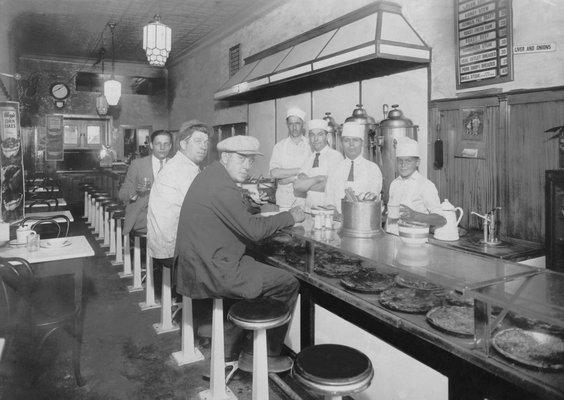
[[504, 100, 563, 242]]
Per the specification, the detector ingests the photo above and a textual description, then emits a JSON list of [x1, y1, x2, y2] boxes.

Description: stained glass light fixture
[[104, 22, 121, 105], [143, 15, 171, 67]]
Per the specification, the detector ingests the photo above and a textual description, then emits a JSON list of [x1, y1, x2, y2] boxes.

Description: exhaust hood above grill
[[215, 1, 430, 101]]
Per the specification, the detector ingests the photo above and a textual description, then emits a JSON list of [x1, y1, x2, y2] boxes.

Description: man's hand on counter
[[289, 206, 306, 224]]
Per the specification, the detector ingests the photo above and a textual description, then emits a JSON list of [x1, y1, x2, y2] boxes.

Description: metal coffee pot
[[433, 199, 464, 241]]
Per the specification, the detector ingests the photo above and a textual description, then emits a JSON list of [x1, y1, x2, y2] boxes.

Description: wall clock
[[50, 82, 70, 100]]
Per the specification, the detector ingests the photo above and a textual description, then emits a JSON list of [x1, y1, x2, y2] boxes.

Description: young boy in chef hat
[[386, 137, 446, 234]]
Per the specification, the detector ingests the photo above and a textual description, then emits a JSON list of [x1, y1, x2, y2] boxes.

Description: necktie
[[158, 159, 164, 173], [347, 160, 354, 182], [312, 152, 320, 168]]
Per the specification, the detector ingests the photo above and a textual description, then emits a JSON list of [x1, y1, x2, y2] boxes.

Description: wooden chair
[[0, 256, 85, 386]]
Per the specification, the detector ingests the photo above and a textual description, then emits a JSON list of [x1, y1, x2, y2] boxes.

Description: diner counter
[[254, 217, 563, 400]]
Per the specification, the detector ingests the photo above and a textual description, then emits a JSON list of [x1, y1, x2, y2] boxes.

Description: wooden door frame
[[56, 114, 113, 145]]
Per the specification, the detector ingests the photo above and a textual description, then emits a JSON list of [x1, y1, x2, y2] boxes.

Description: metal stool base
[[127, 284, 144, 293], [198, 387, 237, 400], [153, 321, 180, 335], [139, 300, 161, 311], [171, 347, 205, 366], [118, 271, 132, 278]]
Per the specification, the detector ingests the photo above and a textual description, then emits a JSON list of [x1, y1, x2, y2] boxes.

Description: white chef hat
[[286, 107, 306, 122], [341, 122, 364, 139], [395, 137, 420, 157], [307, 119, 328, 132]]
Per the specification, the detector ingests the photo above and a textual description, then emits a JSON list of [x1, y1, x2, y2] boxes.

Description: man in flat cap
[[175, 135, 305, 372], [269, 106, 311, 209], [325, 122, 383, 212], [294, 119, 343, 209], [386, 137, 445, 234]]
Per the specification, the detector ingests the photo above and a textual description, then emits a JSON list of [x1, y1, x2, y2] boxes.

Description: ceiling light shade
[[143, 15, 171, 67], [104, 79, 121, 106]]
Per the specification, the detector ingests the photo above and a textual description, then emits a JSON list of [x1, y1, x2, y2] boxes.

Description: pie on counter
[[444, 291, 475, 307], [395, 275, 443, 291], [493, 328, 564, 371], [314, 260, 361, 278], [508, 313, 564, 335], [379, 287, 443, 314], [426, 306, 475, 337], [340, 268, 395, 293]]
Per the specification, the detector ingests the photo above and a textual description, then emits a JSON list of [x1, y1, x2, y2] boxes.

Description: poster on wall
[[45, 114, 64, 161], [0, 101, 25, 223], [455, 0, 513, 89]]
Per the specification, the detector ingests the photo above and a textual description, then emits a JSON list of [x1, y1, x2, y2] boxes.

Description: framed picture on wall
[[461, 107, 485, 141]]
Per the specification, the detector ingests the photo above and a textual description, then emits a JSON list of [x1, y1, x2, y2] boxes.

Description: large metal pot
[[340, 199, 383, 238], [376, 104, 418, 204], [322, 112, 340, 153], [344, 104, 377, 161]]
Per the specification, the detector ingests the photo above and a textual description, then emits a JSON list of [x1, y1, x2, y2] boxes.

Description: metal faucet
[[471, 207, 502, 245]]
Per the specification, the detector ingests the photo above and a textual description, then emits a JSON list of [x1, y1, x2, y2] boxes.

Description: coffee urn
[[344, 104, 378, 161], [376, 104, 418, 204], [322, 112, 340, 152]]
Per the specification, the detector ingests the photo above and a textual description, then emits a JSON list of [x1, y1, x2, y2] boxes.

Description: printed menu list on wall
[[455, 0, 513, 89]]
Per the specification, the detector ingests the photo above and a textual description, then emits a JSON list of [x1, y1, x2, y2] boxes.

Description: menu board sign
[[455, 0, 513, 89]]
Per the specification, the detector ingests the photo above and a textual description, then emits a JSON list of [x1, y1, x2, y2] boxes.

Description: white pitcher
[[434, 199, 464, 241]]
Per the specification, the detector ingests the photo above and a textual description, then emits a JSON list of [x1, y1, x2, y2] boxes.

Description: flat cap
[[217, 135, 263, 156]]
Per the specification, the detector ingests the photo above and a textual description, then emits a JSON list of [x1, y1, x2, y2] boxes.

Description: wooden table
[[0, 235, 94, 386]]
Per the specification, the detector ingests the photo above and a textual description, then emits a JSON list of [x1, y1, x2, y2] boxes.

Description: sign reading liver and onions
[[455, 0, 513, 89], [0, 101, 24, 222]]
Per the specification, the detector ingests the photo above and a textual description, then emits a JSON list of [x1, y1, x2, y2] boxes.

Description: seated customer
[[175, 135, 305, 372], [147, 120, 210, 296], [293, 119, 343, 209], [325, 122, 382, 212], [386, 137, 446, 234]]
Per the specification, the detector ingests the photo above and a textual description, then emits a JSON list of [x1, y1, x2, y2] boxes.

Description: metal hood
[[215, 1, 430, 101]]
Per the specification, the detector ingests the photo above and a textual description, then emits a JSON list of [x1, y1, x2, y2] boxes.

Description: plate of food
[[340, 268, 394, 293], [314, 260, 360, 278], [426, 306, 475, 337], [444, 291, 475, 307], [492, 328, 564, 371], [507, 313, 564, 335], [379, 287, 443, 314], [395, 275, 442, 291], [40, 238, 71, 248]]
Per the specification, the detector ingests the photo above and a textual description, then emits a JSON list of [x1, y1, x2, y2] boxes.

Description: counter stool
[[113, 211, 131, 274], [79, 183, 93, 220], [171, 295, 203, 365], [97, 199, 113, 244], [102, 201, 120, 249], [198, 299, 238, 400], [292, 344, 373, 400], [153, 262, 179, 335], [131, 230, 160, 311], [127, 229, 145, 293], [91, 193, 110, 234], [105, 204, 124, 257], [85, 187, 99, 225], [228, 299, 291, 400]]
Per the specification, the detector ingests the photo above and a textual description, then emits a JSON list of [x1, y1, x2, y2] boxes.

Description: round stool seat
[[94, 196, 112, 202], [99, 199, 113, 206], [228, 298, 290, 330], [107, 204, 123, 212], [112, 210, 125, 219], [79, 183, 92, 190], [92, 193, 109, 199], [293, 344, 373, 396], [131, 228, 147, 237]]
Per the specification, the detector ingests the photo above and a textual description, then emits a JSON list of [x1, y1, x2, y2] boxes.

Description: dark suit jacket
[[175, 161, 294, 299], [118, 156, 154, 234]]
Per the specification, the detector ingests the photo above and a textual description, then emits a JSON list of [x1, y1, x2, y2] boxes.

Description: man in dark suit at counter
[[118, 130, 172, 234], [175, 135, 305, 372]]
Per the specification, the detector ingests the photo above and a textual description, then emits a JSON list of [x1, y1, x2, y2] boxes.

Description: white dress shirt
[[325, 156, 383, 212], [386, 170, 443, 234], [298, 145, 344, 209], [147, 151, 199, 259], [151, 155, 167, 179], [269, 136, 311, 208]]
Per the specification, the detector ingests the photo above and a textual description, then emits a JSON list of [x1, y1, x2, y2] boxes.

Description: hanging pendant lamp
[[143, 15, 171, 67], [104, 22, 121, 105]]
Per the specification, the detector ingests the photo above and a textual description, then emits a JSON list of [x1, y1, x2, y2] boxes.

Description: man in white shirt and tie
[[269, 107, 311, 209], [325, 122, 383, 212], [294, 119, 343, 209]]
